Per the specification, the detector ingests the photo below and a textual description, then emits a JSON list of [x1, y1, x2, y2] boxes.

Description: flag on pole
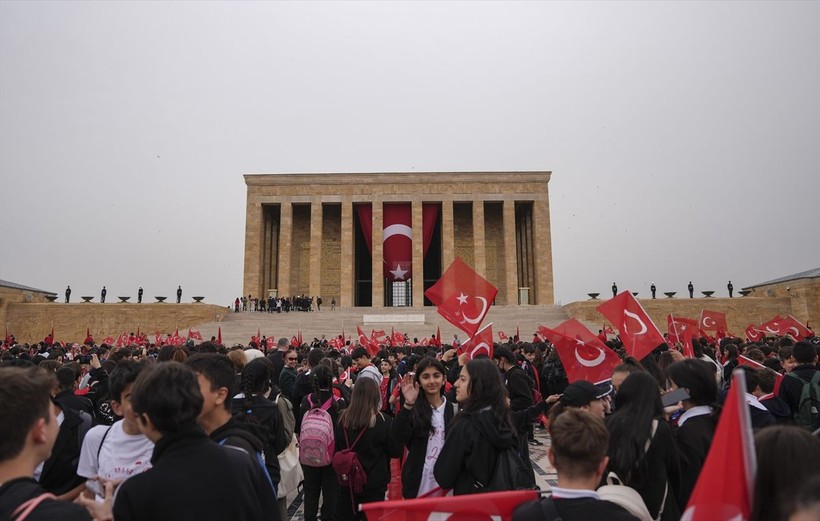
[[188, 328, 203, 341], [458, 323, 494, 360], [682, 368, 755, 521], [699, 310, 728, 333], [424, 257, 498, 338], [745, 325, 764, 342], [738, 355, 785, 394], [778, 315, 811, 340], [597, 291, 665, 361], [668, 315, 699, 345], [216, 326, 222, 346], [539, 322, 621, 384]]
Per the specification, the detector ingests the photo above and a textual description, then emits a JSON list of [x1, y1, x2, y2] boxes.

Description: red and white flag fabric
[[498, 330, 509, 341], [216, 326, 222, 346], [458, 323, 494, 360], [154, 331, 164, 346], [116, 332, 130, 348], [738, 355, 785, 395], [357, 325, 380, 356], [682, 368, 755, 521], [392, 330, 405, 346], [339, 368, 350, 383], [187, 329, 203, 341], [433, 325, 442, 347], [597, 291, 665, 361], [778, 315, 811, 340], [699, 310, 728, 333], [539, 321, 621, 384], [360, 489, 538, 521], [758, 315, 784, 336], [103, 336, 115, 346], [425, 257, 498, 338], [168, 329, 185, 346], [745, 324, 764, 343]]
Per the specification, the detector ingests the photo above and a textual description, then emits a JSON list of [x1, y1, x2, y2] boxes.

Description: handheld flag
[[597, 291, 665, 361], [425, 257, 498, 338]]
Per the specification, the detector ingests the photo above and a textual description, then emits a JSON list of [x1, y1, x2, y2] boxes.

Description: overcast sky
[[1, 1, 818, 307]]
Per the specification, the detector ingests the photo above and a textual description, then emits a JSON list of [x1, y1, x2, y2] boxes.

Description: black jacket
[[778, 364, 820, 430], [673, 412, 717, 511], [760, 395, 793, 424], [390, 399, 454, 498], [434, 408, 518, 495], [503, 365, 534, 414], [0, 477, 91, 521], [513, 496, 639, 521], [296, 390, 343, 435], [112, 428, 269, 521], [231, 394, 288, 484], [334, 413, 402, 495], [38, 405, 89, 496]]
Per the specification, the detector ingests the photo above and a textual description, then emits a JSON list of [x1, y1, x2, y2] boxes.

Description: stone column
[[441, 198, 455, 270], [340, 199, 354, 308], [532, 198, 554, 305], [309, 200, 323, 300], [277, 200, 293, 298], [371, 200, 384, 307], [503, 199, 518, 305], [242, 200, 263, 298], [473, 200, 486, 278], [412, 199, 425, 307]]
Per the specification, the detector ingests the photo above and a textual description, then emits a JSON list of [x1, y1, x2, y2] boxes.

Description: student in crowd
[[665, 358, 719, 511], [232, 358, 289, 496], [351, 347, 382, 387], [76, 361, 154, 501], [753, 368, 792, 424], [778, 341, 820, 431], [0, 366, 91, 521], [390, 357, 453, 498], [80, 362, 271, 521], [298, 365, 344, 521], [548, 380, 610, 422], [512, 409, 639, 521], [434, 358, 519, 495], [335, 377, 401, 521], [377, 357, 398, 417], [751, 425, 820, 521], [610, 357, 646, 393], [292, 348, 326, 411], [278, 348, 299, 403], [734, 366, 775, 430], [605, 372, 681, 521]]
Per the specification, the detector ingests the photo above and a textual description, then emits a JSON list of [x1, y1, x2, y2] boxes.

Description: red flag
[[371, 329, 387, 342], [458, 323, 494, 360], [539, 322, 621, 384], [699, 310, 728, 333], [745, 325, 764, 343], [425, 257, 498, 338], [683, 368, 755, 520], [339, 368, 350, 382], [297, 329, 303, 347], [668, 315, 699, 344], [103, 336, 115, 345], [188, 328, 203, 341], [680, 326, 697, 359], [435, 325, 442, 347], [155, 331, 164, 346], [738, 355, 784, 395], [116, 332, 129, 348], [360, 489, 538, 520], [604, 325, 615, 335], [392, 330, 405, 346], [357, 325, 380, 356], [758, 315, 784, 336], [778, 315, 811, 340], [498, 330, 508, 341], [216, 326, 222, 345], [597, 291, 665, 361], [252, 328, 261, 346], [4, 328, 11, 345]]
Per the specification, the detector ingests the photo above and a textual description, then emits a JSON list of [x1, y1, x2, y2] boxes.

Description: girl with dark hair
[[433, 358, 518, 495], [335, 378, 401, 521], [231, 358, 288, 498], [665, 358, 719, 511], [377, 357, 398, 417], [297, 365, 344, 521], [390, 357, 453, 498], [605, 372, 681, 521]]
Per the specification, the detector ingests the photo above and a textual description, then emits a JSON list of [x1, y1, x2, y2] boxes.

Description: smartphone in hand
[[662, 387, 690, 407]]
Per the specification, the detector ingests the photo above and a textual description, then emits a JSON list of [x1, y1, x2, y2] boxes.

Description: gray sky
[[1, 1, 818, 307]]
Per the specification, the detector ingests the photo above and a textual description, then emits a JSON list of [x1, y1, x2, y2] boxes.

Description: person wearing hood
[[433, 358, 519, 495], [754, 367, 792, 424]]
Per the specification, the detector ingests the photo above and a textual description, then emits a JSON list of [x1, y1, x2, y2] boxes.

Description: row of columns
[[271, 198, 529, 308]]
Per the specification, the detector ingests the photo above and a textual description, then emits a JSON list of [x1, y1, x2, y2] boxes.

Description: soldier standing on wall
[[65, 285, 71, 303], [728, 281, 734, 298], [177, 285, 183, 303], [611, 282, 618, 297], [650, 283, 656, 299], [101, 286, 107, 303], [688, 281, 694, 298], [138, 287, 143, 303]]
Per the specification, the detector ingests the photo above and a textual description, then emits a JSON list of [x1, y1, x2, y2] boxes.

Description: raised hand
[[400, 373, 419, 406]]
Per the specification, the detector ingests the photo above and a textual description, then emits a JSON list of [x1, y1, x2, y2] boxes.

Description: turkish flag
[[103, 336, 115, 345], [434, 325, 442, 347], [116, 332, 129, 348], [357, 325, 380, 356], [499, 330, 508, 341], [680, 326, 697, 359], [539, 323, 621, 384], [596, 291, 665, 361], [778, 315, 811, 340], [371, 329, 387, 342], [216, 326, 222, 346], [458, 323, 494, 360], [699, 310, 728, 333], [738, 355, 784, 394], [425, 257, 498, 338], [668, 315, 699, 344], [683, 368, 755, 521], [359, 489, 538, 521], [188, 329, 203, 341], [758, 315, 784, 336], [745, 325, 764, 342], [392, 330, 405, 346]]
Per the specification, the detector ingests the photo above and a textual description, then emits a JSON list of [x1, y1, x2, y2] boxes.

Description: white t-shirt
[[77, 420, 154, 498], [417, 398, 447, 497]]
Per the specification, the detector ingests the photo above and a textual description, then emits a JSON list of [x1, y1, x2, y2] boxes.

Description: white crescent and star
[[703, 316, 715, 328], [460, 296, 488, 325], [624, 310, 648, 335], [574, 338, 606, 367]]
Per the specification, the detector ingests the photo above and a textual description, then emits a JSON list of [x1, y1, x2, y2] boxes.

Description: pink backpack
[[299, 395, 336, 467]]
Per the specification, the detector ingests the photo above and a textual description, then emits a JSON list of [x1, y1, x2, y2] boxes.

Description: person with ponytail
[[231, 358, 289, 497], [335, 378, 401, 521], [297, 365, 344, 521], [433, 358, 519, 495], [390, 357, 453, 498]]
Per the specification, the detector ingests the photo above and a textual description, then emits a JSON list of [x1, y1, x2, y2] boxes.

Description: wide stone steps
[[194, 305, 571, 347]]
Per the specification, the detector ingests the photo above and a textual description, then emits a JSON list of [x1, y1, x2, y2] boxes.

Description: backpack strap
[[539, 496, 562, 521], [11, 492, 57, 521], [343, 425, 368, 451], [96, 425, 114, 467]]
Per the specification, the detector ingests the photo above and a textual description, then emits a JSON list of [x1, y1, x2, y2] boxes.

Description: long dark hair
[[411, 357, 446, 437], [309, 365, 337, 411], [605, 372, 663, 484], [453, 358, 513, 434], [339, 377, 380, 431]]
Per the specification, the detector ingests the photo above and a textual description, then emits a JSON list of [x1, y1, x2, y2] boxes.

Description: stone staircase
[[194, 305, 571, 346]]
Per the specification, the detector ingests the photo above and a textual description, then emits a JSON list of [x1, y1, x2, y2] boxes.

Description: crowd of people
[[233, 295, 331, 313], [0, 329, 819, 521]]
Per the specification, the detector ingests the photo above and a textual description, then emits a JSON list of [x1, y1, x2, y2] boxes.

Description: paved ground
[[283, 424, 556, 520]]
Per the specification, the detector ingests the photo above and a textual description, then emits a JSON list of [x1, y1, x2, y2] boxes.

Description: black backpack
[[474, 446, 535, 492]]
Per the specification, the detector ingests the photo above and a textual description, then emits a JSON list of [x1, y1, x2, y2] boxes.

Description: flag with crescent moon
[[597, 291, 665, 361], [699, 310, 728, 333], [777, 315, 811, 340], [458, 323, 494, 360], [668, 315, 699, 345], [425, 257, 498, 338], [738, 355, 784, 394], [357, 203, 439, 282], [539, 321, 621, 383]]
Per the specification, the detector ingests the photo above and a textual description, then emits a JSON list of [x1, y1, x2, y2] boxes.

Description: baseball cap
[[560, 380, 611, 407]]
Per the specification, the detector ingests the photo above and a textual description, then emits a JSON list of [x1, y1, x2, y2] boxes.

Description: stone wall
[[4, 303, 227, 344]]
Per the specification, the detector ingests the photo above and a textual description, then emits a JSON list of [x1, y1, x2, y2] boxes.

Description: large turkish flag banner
[[539, 323, 621, 383], [425, 257, 498, 338], [597, 291, 666, 361]]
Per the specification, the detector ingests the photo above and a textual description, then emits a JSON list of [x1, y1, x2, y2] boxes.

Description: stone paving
[[283, 424, 556, 520]]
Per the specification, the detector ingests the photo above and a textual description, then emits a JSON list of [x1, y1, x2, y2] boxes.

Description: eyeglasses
[[286, 357, 298, 361]]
